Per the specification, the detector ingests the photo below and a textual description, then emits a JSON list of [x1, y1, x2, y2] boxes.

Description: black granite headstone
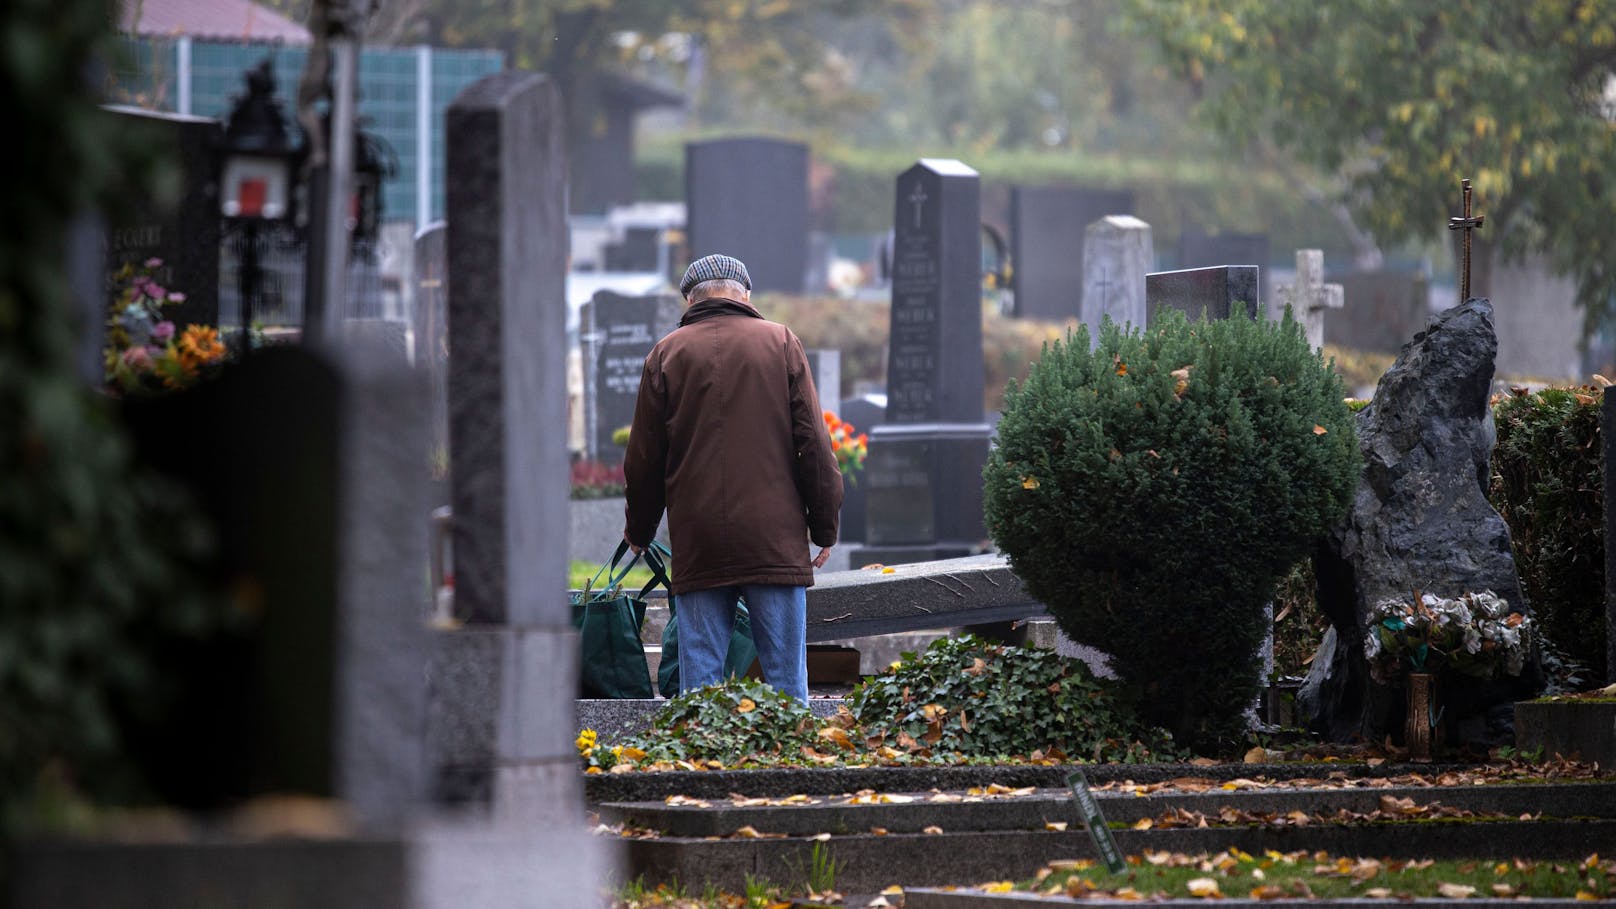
[[685, 137, 808, 293], [1010, 185, 1135, 322], [1177, 229, 1270, 313], [836, 394, 887, 545], [583, 291, 683, 462], [103, 106, 223, 330], [1146, 265, 1262, 323], [856, 160, 993, 565], [886, 159, 985, 425]]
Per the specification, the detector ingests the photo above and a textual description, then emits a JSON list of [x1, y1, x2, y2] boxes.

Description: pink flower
[[167, 292, 186, 304], [151, 321, 175, 343], [122, 346, 154, 369], [146, 284, 166, 299], [144, 257, 163, 269]]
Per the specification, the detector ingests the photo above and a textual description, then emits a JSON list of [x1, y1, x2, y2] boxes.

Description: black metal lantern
[[219, 59, 299, 353], [350, 125, 397, 248], [219, 60, 299, 222]]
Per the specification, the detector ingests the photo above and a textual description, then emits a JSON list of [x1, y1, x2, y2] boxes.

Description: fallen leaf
[[922, 825, 944, 835], [810, 832, 832, 842], [1021, 476, 1040, 490], [1045, 821, 1068, 831], [1249, 885, 1287, 900], [1244, 746, 1267, 764], [1132, 818, 1153, 830], [1186, 877, 1221, 897], [1437, 882, 1476, 899], [980, 881, 1014, 893], [1313, 424, 1328, 435], [735, 698, 756, 714], [869, 827, 888, 836]]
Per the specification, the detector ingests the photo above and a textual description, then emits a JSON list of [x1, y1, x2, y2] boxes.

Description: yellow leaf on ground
[[1132, 818, 1153, 830], [736, 698, 756, 714], [922, 825, 944, 835], [1249, 885, 1287, 900], [980, 881, 1014, 893], [619, 747, 647, 762], [1045, 821, 1068, 831]]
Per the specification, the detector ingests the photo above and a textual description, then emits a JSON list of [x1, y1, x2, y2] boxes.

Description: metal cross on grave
[[1277, 248, 1343, 351], [1447, 177, 1485, 305]]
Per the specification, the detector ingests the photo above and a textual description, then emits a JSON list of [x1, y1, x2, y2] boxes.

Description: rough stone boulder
[[1301, 297, 1543, 746]]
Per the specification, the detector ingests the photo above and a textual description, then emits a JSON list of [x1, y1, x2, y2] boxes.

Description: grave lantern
[[350, 126, 396, 249], [219, 60, 298, 223], [218, 59, 299, 353]]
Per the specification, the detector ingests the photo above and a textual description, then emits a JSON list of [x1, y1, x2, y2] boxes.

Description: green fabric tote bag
[[571, 540, 669, 699], [656, 594, 760, 699]]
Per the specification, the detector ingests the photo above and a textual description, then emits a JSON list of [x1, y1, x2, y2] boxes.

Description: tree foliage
[[1123, 0, 1616, 332]]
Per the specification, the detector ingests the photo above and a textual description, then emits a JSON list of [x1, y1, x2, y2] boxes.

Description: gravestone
[[436, 74, 610, 904], [1491, 254, 1583, 380], [583, 291, 683, 462], [806, 349, 841, 418], [1010, 185, 1136, 322], [413, 222, 449, 495], [836, 393, 886, 546], [1081, 215, 1153, 344], [103, 106, 223, 329], [1178, 229, 1270, 311], [1275, 249, 1344, 350], [1147, 265, 1262, 323], [856, 160, 994, 565], [1326, 270, 1428, 355], [685, 137, 808, 293]]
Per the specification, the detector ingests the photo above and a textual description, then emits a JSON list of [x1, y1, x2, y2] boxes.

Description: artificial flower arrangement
[[104, 258, 228, 396], [1364, 589, 1532, 685], [824, 411, 868, 485]]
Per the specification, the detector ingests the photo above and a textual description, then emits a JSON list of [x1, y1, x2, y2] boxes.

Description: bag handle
[[636, 541, 672, 601]]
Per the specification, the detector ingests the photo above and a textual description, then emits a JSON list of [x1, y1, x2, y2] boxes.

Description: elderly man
[[622, 254, 843, 703]]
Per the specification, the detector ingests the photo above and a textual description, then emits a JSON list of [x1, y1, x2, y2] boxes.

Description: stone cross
[[1276, 249, 1343, 351], [1448, 177, 1485, 304]]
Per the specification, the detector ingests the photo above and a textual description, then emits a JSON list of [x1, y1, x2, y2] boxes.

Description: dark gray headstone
[[1178, 229, 1270, 311], [886, 159, 985, 425], [856, 160, 993, 566], [1146, 265, 1262, 323], [583, 291, 683, 462], [103, 106, 223, 329], [603, 226, 662, 273], [1326, 270, 1429, 354], [1605, 388, 1616, 686], [1010, 185, 1135, 322], [836, 394, 886, 545], [441, 72, 584, 845], [685, 137, 808, 293], [1304, 298, 1541, 746]]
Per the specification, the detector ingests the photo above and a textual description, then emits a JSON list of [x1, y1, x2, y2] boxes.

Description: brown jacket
[[623, 298, 843, 594]]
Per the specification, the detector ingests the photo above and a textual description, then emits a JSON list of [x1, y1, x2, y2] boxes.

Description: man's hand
[[811, 546, 833, 569], [624, 531, 643, 555]]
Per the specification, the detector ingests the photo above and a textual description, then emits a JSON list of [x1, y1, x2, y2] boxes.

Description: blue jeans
[[673, 584, 808, 704]]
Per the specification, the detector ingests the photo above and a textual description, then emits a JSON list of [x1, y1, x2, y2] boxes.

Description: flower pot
[[1404, 672, 1443, 762]]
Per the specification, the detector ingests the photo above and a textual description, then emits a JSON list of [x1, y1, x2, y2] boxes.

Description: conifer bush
[[984, 310, 1360, 751]]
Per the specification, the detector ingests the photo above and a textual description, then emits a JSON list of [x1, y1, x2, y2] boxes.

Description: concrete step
[[598, 781, 1616, 837], [611, 819, 1616, 895]]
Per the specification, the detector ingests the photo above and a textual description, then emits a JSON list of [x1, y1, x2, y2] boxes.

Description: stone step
[[610, 818, 1616, 895], [598, 781, 1616, 837], [902, 885, 1601, 909]]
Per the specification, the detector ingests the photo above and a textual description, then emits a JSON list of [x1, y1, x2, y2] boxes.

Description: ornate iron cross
[[1447, 178, 1485, 304]]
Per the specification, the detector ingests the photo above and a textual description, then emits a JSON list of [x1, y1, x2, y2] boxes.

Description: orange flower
[[176, 325, 226, 371]]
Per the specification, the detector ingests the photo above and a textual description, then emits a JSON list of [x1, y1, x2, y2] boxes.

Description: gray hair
[[686, 278, 750, 302]]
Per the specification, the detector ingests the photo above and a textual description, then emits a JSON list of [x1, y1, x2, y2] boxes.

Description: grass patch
[[1014, 850, 1615, 901], [570, 558, 656, 592]]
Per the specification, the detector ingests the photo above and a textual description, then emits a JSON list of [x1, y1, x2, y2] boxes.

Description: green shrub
[[984, 310, 1360, 751], [1489, 385, 1606, 684], [848, 636, 1179, 762], [623, 677, 820, 766]]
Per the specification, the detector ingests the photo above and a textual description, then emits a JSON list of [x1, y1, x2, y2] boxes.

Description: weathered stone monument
[[103, 106, 223, 329], [1146, 265, 1262, 322], [1304, 299, 1542, 745], [856, 160, 993, 565], [582, 290, 683, 463], [685, 137, 809, 293], [1010, 185, 1135, 322], [1275, 248, 1343, 350], [1606, 387, 1616, 686], [432, 70, 612, 899], [413, 222, 449, 496], [1081, 215, 1153, 343]]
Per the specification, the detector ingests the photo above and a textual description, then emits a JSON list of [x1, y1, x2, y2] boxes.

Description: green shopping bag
[[656, 593, 760, 698], [571, 541, 669, 699]]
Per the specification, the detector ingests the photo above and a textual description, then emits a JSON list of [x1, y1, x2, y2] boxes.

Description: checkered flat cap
[[679, 254, 752, 296]]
